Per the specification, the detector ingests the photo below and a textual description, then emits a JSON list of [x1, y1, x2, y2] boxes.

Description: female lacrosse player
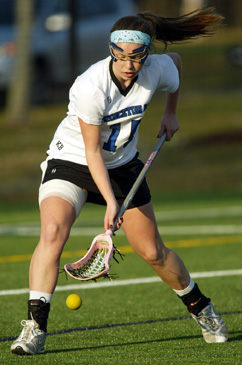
[[11, 8, 228, 355]]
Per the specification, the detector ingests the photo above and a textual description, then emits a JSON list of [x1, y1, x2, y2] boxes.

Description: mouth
[[123, 72, 135, 78]]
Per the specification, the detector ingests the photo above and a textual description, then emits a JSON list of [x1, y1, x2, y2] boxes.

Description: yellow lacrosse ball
[[66, 294, 82, 310]]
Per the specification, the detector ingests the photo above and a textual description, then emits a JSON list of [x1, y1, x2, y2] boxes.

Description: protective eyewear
[[109, 42, 150, 64]]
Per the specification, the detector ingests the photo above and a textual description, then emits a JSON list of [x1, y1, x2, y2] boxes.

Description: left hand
[[157, 114, 179, 141]]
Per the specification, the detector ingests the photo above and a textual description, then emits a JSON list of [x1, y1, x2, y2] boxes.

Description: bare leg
[[122, 202, 190, 290], [29, 197, 76, 293]]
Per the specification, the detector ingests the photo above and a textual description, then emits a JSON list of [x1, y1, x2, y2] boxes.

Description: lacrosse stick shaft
[[112, 132, 167, 233]]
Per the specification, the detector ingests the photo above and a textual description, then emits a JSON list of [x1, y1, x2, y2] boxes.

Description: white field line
[[1, 224, 242, 236], [1, 205, 242, 236], [0, 269, 242, 296], [155, 206, 242, 220]]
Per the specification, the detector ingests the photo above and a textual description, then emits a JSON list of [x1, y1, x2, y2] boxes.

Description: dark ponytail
[[110, 8, 224, 49]]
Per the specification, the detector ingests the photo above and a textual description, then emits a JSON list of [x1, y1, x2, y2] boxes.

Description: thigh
[[122, 202, 164, 257], [39, 178, 87, 218], [40, 196, 76, 243], [39, 178, 87, 243]]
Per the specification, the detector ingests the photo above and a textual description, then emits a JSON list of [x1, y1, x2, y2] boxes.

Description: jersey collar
[[109, 60, 138, 97]]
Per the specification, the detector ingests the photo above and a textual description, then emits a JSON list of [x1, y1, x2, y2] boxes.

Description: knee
[[42, 221, 70, 247], [142, 241, 168, 267]]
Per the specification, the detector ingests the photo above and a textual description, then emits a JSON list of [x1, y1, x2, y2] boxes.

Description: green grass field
[[0, 195, 242, 364]]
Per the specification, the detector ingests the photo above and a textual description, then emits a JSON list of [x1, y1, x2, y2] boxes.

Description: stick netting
[[67, 248, 108, 279]]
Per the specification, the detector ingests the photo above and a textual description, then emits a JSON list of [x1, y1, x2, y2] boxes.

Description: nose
[[125, 59, 134, 69]]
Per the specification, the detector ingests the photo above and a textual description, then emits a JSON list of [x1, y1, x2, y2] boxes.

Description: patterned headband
[[110, 30, 151, 46]]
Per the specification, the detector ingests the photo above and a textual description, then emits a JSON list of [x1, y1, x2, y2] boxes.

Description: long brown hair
[[110, 8, 224, 49]]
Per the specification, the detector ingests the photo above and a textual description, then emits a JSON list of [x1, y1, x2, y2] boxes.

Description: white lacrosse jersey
[[47, 54, 179, 168]]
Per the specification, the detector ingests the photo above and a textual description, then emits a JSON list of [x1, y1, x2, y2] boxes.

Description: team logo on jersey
[[56, 140, 64, 150], [103, 105, 143, 122], [107, 96, 112, 104]]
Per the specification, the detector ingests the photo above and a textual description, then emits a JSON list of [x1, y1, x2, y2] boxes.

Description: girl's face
[[111, 43, 145, 87]]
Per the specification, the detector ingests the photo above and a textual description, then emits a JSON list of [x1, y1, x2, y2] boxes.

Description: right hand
[[104, 200, 123, 232]]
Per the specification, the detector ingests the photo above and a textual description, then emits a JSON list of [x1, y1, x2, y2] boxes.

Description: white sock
[[173, 278, 195, 297], [29, 291, 52, 304]]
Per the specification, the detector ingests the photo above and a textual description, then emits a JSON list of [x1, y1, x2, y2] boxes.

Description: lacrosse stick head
[[64, 230, 114, 281]]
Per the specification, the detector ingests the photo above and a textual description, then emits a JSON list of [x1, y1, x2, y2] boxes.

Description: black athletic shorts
[[42, 154, 151, 209]]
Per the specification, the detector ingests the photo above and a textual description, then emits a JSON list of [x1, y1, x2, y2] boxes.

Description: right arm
[[78, 117, 121, 231]]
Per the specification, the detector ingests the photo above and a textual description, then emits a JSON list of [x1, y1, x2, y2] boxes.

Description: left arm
[[157, 53, 182, 141]]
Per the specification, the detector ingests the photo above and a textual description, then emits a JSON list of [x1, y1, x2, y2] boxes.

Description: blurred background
[[0, 0, 241, 206]]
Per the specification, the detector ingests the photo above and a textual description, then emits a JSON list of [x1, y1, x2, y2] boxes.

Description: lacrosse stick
[[64, 132, 167, 281]]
